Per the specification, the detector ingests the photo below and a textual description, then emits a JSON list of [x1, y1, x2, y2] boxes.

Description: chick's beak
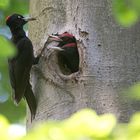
[[23, 17, 36, 22], [48, 35, 63, 42], [46, 35, 64, 51]]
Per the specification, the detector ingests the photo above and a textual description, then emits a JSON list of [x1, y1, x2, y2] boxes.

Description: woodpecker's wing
[[8, 59, 16, 90], [9, 37, 33, 104]]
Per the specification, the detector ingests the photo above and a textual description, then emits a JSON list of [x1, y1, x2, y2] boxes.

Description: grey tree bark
[[27, 0, 140, 128]]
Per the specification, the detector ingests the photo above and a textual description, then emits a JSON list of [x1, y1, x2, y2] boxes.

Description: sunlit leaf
[[0, 114, 9, 127], [0, 115, 10, 140], [130, 0, 140, 13], [0, 0, 10, 9], [0, 57, 10, 101], [113, 124, 128, 140], [4, 0, 29, 16], [128, 112, 140, 140], [0, 58, 26, 123], [63, 109, 98, 137], [127, 83, 140, 99], [129, 112, 140, 131], [113, 0, 139, 27], [95, 114, 116, 137], [63, 109, 116, 138], [0, 99, 26, 123], [23, 109, 117, 140], [0, 36, 16, 58], [0, 115, 24, 140]]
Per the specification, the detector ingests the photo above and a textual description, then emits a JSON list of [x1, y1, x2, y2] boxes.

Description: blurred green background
[[113, 0, 140, 27]]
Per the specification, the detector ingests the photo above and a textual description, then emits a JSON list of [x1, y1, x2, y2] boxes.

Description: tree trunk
[[27, 0, 140, 128]]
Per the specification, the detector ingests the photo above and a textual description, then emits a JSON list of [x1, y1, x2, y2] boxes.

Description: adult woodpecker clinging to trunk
[[6, 13, 38, 121]]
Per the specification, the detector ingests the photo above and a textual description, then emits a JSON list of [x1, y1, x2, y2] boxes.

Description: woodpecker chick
[[6, 13, 37, 121], [49, 32, 79, 73]]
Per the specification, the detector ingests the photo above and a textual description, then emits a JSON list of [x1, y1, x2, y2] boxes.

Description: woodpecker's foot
[[33, 55, 41, 65]]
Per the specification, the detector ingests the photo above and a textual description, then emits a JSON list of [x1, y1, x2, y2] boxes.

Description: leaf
[[0, 0, 10, 10], [113, 0, 139, 27], [22, 109, 117, 140], [130, 0, 140, 13], [63, 109, 116, 138], [128, 113, 140, 140], [0, 98, 26, 123], [127, 83, 140, 100], [0, 115, 10, 140], [4, 0, 29, 16], [0, 36, 16, 58], [0, 57, 26, 123]]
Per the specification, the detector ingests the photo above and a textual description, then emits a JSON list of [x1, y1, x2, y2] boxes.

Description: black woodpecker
[[49, 32, 79, 73], [6, 13, 37, 120]]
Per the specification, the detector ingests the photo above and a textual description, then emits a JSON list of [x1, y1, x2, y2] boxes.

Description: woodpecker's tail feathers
[[24, 83, 37, 122]]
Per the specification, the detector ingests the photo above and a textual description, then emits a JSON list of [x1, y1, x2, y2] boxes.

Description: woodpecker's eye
[[18, 16, 22, 19]]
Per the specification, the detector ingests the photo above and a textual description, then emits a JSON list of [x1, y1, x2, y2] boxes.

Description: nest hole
[[57, 35, 79, 75]]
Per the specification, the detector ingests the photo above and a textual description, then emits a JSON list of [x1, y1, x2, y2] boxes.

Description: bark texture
[[27, 0, 140, 128]]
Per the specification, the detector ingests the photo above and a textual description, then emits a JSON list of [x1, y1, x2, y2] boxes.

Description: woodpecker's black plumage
[[6, 14, 37, 120], [50, 32, 79, 73]]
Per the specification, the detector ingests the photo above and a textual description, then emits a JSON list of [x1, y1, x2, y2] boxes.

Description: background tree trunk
[[27, 0, 140, 128]]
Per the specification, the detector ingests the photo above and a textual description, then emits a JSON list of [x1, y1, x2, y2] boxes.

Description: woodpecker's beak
[[48, 35, 63, 42], [23, 17, 36, 22]]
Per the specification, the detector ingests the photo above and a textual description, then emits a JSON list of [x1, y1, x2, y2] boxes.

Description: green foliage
[[0, 114, 25, 140], [0, 99, 26, 123], [128, 113, 140, 140], [0, 0, 10, 10], [0, 36, 16, 57], [113, 0, 140, 27], [0, 0, 29, 25], [0, 115, 10, 140], [4, 0, 29, 16], [0, 36, 26, 123], [122, 82, 140, 101], [1, 109, 140, 140], [127, 83, 140, 99], [62, 110, 116, 138], [0, 37, 15, 108]]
